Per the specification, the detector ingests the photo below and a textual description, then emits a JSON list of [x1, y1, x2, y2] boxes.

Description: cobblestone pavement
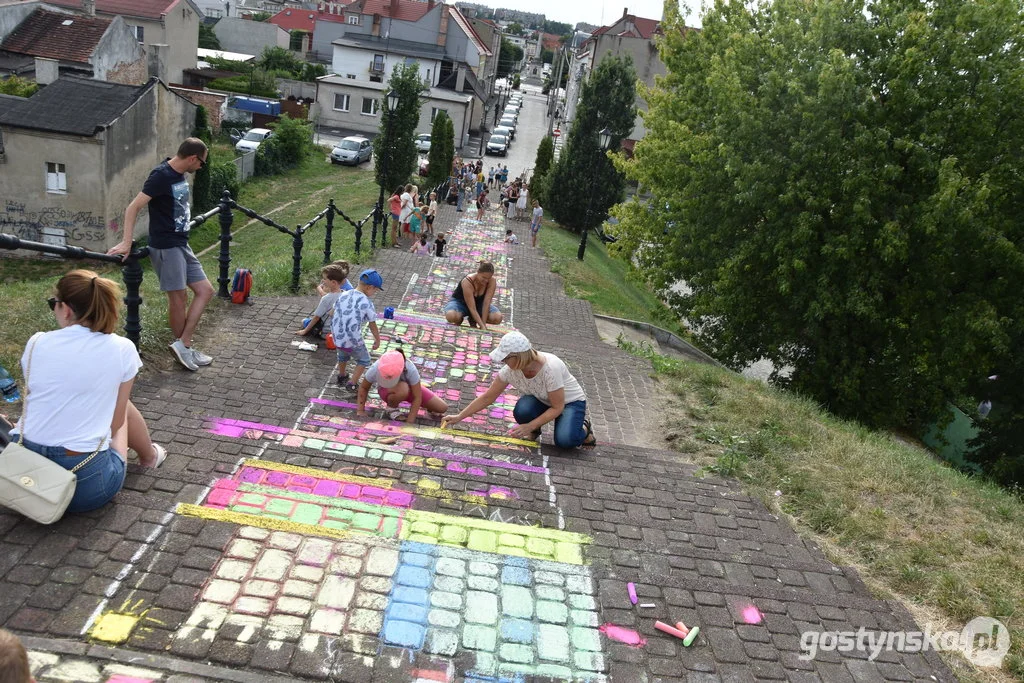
[[1, 202, 956, 682]]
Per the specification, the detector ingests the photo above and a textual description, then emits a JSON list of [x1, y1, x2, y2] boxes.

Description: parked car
[[503, 107, 519, 121], [486, 134, 509, 156], [235, 127, 272, 154], [330, 136, 372, 165], [498, 117, 517, 140], [493, 126, 514, 145], [415, 133, 431, 153]]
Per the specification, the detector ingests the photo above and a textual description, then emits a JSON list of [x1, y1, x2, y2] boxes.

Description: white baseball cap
[[488, 331, 532, 364]]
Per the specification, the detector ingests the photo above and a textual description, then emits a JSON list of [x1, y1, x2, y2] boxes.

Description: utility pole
[[547, 47, 566, 136]]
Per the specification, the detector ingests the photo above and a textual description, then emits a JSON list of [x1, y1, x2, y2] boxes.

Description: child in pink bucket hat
[[355, 348, 448, 424]]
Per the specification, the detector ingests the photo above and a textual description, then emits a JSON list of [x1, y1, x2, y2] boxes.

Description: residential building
[[193, 0, 240, 18], [43, 0, 201, 84], [0, 7, 146, 84], [0, 76, 196, 252], [311, 0, 493, 136], [269, 5, 348, 58], [213, 14, 290, 54], [566, 7, 665, 150]]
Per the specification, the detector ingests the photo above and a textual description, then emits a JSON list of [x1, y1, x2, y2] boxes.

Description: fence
[[233, 149, 256, 183], [0, 187, 395, 347]]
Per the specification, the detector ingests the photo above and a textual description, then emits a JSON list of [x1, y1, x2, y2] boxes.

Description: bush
[[209, 161, 240, 202], [255, 115, 313, 177]]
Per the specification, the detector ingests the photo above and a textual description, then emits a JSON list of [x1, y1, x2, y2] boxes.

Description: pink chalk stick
[[627, 582, 638, 605], [654, 621, 689, 640]]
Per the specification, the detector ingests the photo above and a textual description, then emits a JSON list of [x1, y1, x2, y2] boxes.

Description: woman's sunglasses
[[47, 297, 59, 311]]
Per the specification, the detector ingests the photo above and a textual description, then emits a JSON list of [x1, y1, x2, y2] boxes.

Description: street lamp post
[[577, 127, 613, 261], [373, 89, 401, 249]]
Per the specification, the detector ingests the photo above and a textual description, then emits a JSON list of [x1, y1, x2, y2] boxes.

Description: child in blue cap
[[331, 268, 383, 390]]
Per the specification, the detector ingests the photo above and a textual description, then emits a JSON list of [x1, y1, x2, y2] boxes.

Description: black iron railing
[[0, 233, 150, 349]]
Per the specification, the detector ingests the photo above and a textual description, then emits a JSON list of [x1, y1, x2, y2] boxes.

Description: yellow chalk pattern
[[241, 459, 394, 487]]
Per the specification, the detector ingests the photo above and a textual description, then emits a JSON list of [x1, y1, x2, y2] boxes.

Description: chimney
[[437, 6, 448, 47], [35, 57, 60, 85], [83, 0, 95, 17], [622, 7, 628, 18], [389, 0, 398, 19], [455, 65, 465, 92]]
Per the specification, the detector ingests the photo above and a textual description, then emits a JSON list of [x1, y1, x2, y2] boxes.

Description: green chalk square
[[323, 520, 349, 530], [366, 448, 384, 460], [352, 512, 382, 530], [344, 445, 367, 458], [499, 643, 534, 664], [382, 451, 404, 463], [265, 498, 294, 515], [229, 504, 264, 515], [302, 438, 327, 450], [292, 503, 324, 525], [326, 507, 354, 521], [439, 525, 468, 545], [237, 493, 268, 506], [380, 517, 400, 538]]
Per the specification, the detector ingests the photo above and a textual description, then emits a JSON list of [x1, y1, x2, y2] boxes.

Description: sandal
[[133, 443, 167, 468], [581, 419, 596, 447]]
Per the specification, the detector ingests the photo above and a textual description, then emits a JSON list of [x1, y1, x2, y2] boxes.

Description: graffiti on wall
[[0, 199, 109, 248]]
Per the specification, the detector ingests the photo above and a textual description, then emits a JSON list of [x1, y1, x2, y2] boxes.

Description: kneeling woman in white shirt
[[441, 331, 596, 448], [11, 269, 166, 514]]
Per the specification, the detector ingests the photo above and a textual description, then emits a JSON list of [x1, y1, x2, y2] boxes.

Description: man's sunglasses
[[198, 156, 207, 168]]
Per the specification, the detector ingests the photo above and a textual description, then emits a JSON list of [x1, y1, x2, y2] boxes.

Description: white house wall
[[332, 47, 440, 87]]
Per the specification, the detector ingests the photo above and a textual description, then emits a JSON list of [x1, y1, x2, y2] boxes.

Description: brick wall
[[105, 58, 148, 85], [169, 87, 228, 131]]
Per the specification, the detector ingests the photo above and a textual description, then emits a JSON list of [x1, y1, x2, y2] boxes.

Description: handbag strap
[[17, 335, 104, 473]]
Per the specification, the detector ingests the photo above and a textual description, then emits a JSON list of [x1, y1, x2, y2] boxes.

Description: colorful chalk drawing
[[93, 209, 608, 680]]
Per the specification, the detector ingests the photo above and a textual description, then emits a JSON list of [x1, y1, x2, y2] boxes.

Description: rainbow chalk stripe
[[179, 459, 589, 565]]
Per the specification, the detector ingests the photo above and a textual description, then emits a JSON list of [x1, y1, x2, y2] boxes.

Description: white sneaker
[[191, 347, 213, 366], [169, 339, 198, 371]]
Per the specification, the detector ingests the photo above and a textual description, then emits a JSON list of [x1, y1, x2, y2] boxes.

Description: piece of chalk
[[654, 621, 688, 640], [639, 603, 656, 608], [676, 623, 700, 646], [627, 583, 638, 605]]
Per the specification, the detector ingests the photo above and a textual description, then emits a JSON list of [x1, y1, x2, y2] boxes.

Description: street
[[475, 84, 551, 183]]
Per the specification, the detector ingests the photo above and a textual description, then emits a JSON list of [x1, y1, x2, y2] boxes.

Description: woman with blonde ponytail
[[9, 269, 166, 516]]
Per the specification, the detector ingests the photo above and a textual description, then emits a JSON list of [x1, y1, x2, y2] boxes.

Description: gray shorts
[[149, 244, 207, 292]]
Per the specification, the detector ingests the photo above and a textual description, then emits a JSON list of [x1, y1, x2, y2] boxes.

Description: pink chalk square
[[385, 490, 414, 506], [213, 479, 240, 490], [341, 484, 362, 499], [266, 471, 290, 486], [468, 468, 487, 477], [287, 486, 314, 494], [239, 468, 265, 484], [313, 480, 343, 497], [206, 489, 236, 507], [282, 435, 305, 447], [211, 424, 245, 437], [362, 487, 388, 501], [292, 475, 317, 488], [106, 676, 155, 683]]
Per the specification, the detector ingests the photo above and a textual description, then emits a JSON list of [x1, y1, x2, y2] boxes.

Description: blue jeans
[[457, 192, 464, 211], [12, 435, 126, 513], [513, 396, 588, 448]]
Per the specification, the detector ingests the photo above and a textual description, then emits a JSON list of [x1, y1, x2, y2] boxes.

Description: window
[[431, 107, 448, 123], [360, 97, 379, 116], [46, 162, 66, 193], [371, 54, 385, 72], [333, 93, 350, 111], [131, 24, 144, 42], [346, 74, 356, 79], [346, 14, 359, 25]]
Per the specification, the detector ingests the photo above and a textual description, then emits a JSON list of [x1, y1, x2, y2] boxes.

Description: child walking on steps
[[332, 269, 384, 390]]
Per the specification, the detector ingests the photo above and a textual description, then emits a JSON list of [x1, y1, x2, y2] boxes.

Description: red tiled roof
[[270, 7, 350, 32], [540, 32, 560, 50], [449, 6, 491, 57], [1, 8, 111, 63], [42, 0, 186, 21], [629, 15, 660, 38], [590, 14, 660, 41], [356, 0, 432, 22]]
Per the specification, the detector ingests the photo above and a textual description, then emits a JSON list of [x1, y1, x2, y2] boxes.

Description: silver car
[[330, 136, 372, 165], [493, 126, 514, 145], [415, 133, 431, 153], [499, 117, 517, 140]]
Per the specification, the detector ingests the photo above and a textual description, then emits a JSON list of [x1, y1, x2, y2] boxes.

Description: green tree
[[613, 0, 1024, 441], [0, 75, 39, 97], [191, 106, 214, 211], [529, 136, 554, 204], [543, 20, 572, 36], [444, 116, 455, 173], [257, 46, 302, 72], [373, 63, 425, 193], [512, 73, 520, 90], [254, 114, 313, 176], [497, 39, 523, 78], [540, 48, 554, 65], [506, 22, 524, 36], [248, 11, 271, 21], [427, 111, 454, 189], [546, 54, 635, 230], [198, 22, 221, 49]]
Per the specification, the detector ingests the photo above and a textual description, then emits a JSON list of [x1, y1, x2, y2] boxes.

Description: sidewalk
[[0, 202, 955, 682]]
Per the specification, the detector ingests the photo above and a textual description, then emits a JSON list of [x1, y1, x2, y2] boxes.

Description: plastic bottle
[[0, 364, 20, 403]]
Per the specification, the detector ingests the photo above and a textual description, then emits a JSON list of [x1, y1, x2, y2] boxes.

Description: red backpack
[[230, 268, 252, 304]]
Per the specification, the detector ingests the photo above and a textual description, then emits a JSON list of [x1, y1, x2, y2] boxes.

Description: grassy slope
[[624, 344, 1024, 682], [0, 147, 376, 375], [538, 223, 688, 337]]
